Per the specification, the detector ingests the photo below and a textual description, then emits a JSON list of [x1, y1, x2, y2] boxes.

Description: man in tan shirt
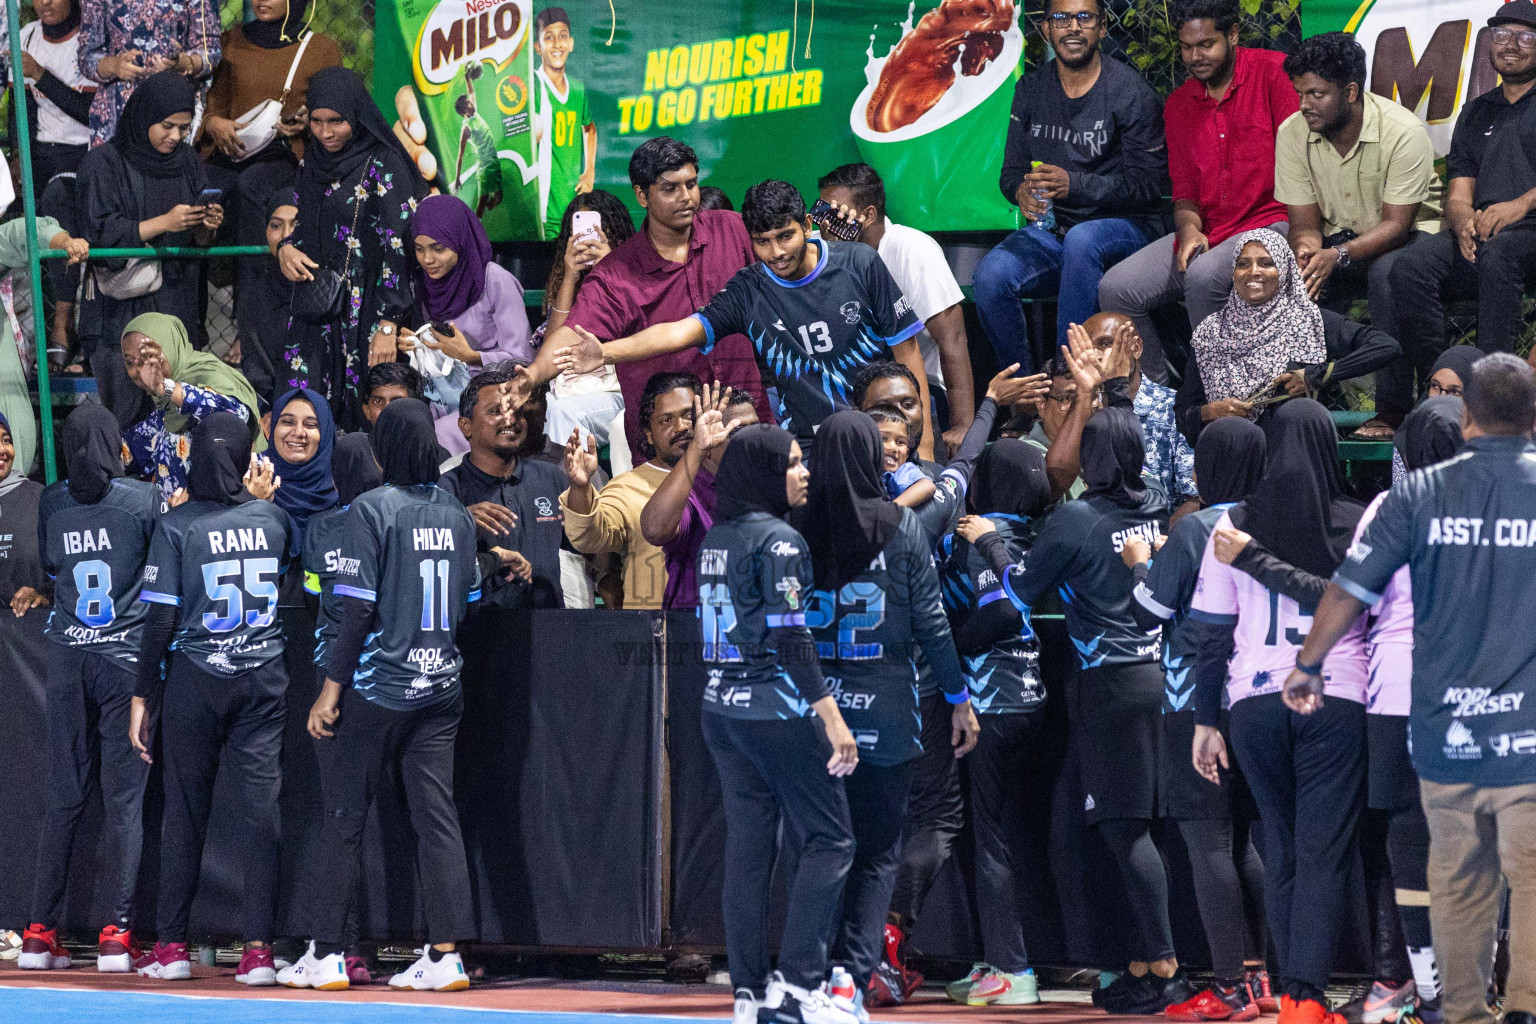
[[560, 372, 701, 609], [1273, 32, 1441, 435]]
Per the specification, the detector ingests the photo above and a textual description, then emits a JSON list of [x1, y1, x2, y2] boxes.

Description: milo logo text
[[414, 0, 527, 94]]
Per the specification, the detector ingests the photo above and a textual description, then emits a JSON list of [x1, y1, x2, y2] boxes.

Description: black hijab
[[110, 71, 198, 179], [1396, 396, 1465, 472], [798, 411, 903, 591], [715, 424, 795, 520], [301, 67, 411, 186], [1428, 346, 1483, 394], [971, 439, 1052, 519], [188, 412, 255, 505], [333, 432, 384, 505], [1234, 398, 1363, 579], [62, 400, 123, 505], [1081, 406, 1148, 509], [41, 0, 81, 41], [243, 0, 310, 49], [371, 398, 441, 486], [1193, 416, 1267, 506]]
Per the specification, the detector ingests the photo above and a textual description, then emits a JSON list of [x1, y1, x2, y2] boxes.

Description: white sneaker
[[733, 987, 762, 1024], [276, 941, 350, 991], [761, 972, 860, 1024], [0, 931, 23, 961], [388, 948, 470, 992], [826, 967, 868, 1023]]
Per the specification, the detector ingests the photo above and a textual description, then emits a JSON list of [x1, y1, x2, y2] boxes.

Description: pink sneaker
[[135, 941, 191, 980], [236, 946, 277, 986], [345, 956, 373, 985]]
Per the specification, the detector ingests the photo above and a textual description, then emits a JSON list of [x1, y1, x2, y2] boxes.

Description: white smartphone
[[571, 210, 601, 243]]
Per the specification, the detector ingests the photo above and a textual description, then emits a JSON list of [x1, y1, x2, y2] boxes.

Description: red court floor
[[0, 960, 1171, 1023]]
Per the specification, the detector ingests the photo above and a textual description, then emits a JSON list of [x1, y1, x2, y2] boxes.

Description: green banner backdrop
[[373, 0, 1028, 240]]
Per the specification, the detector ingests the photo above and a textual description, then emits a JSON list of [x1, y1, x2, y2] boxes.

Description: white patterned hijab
[[1191, 228, 1326, 406]]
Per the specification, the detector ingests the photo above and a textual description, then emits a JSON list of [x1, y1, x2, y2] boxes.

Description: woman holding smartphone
[[78, 71, 223, 426]]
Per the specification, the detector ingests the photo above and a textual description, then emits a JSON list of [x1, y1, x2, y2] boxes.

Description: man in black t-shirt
[[544, 180, 931, 459], [1390, 2, 1536, 374], [974, 0, 1170, 376]]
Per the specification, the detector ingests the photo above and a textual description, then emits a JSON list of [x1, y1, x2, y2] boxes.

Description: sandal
[[1351, 417, 1395, 441]]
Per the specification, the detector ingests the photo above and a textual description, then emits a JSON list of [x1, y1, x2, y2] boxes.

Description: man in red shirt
[[526, 137, 772, 467], [1098, 0, 1297, 383]]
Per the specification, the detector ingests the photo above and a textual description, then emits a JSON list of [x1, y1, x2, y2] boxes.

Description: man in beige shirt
[[560, 372, 701, 609], [1274, 32, 1441, 435]]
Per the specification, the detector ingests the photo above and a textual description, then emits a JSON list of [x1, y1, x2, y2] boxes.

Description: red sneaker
[[236, 946, 277, 986], [1249, 970, 1279, 1014], [135, 941, 192, 981], [882, 923, 924, 999], [1168, 985, 1261, 1022], [345, 955, 373, 985], [1279, 996, 1347, 1024], [17, 923, 70, 971], [867, 960, 904, 1007], [97, 925, 140, 973]]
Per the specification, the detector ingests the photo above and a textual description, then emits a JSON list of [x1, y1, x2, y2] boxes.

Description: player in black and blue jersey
[[936, 439, 1052, 1005], [962, 351, 1194, 1011], [284, 399, 490, 995], [1122, 417, 1271, 1018], [302, 434, 384, 682], [695, 423, 861, 1024], [796, 411, 979, 1019], [20, 402, 160, 974], [129, 412, 291, 985], [546, 180, 930, 457]]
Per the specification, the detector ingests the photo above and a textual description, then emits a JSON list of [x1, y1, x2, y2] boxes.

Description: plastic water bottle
[[1030, 160, 1056, 232]]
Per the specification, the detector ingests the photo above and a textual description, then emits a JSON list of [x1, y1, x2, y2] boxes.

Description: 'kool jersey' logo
[[1444, 720, 1482, 761], [1444, 687, 1526, 718]]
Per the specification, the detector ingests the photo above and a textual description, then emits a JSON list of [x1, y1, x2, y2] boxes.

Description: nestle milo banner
[[373, 0, 1027, 241], [1302, 0, 1511, 157]]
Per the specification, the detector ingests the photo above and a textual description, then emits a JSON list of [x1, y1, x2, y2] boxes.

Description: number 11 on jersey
[[419, 558, 451, 630]]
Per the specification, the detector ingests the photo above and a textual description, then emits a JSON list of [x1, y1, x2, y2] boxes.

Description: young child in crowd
[[868, 404, 935, 509]]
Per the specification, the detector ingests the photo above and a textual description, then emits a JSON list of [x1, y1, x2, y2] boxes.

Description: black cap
[[1490, 0, 1536, 28]]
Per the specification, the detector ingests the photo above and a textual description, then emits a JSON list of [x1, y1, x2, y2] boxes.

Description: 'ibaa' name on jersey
[[1426, 517, 1536, 547], [413, 528, 456, 551], [63, 529, 113, 554], [208, 528, 270, 555], [1110, 522, 1160, 554]]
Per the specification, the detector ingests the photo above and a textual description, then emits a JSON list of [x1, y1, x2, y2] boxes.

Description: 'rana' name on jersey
[[208, 528, 271, 555]]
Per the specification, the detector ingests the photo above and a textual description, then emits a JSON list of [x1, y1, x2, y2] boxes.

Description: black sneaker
[[1109, 970, 1197, 1016], [1095, 972, 1138, 1009]]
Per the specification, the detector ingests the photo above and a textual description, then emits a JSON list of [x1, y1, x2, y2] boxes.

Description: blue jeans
[[974, 218, 1153, 373]]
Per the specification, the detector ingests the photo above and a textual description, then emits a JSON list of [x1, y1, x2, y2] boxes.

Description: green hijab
[[123, 312, 266, 451]]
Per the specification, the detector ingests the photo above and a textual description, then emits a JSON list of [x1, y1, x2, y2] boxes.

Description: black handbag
[[288, 161, 371, 325]]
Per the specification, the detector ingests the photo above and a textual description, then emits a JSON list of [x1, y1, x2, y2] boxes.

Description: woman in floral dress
[[78, 0, 220, 145], [278, 67, 427, 429]]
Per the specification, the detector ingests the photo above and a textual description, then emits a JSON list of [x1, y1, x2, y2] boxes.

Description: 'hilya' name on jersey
[[208, 528, 271, 555], [414, 528, 456, 550], [63, 529, 112, 554], [1111, 522, 1160, 554]]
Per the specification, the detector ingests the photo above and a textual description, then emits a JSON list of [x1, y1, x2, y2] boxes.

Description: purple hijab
[[411, 194, 494, 321]]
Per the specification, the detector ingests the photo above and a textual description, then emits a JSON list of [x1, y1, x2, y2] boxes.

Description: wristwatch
[[1334, 244, 1351, 268], [161, 378, 176, 398], [376, 323, 395, 336]]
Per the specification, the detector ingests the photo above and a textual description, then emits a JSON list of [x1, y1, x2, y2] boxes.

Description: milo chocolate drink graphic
[[374, 0, 542, 241], [852, 0, 1023, 231]]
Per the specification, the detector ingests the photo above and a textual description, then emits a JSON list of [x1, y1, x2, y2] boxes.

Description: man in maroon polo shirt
[[528, 137, 771, 467], [1097, 0, 1297, 383]]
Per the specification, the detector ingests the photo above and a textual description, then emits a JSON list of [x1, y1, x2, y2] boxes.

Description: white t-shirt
[[21, 22, 92, 148], [876, 218, 964, 385]]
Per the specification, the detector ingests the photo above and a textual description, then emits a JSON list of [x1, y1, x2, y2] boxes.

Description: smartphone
[[430, 320, 453, 337], [571, 210, 601, 243], [809, 198, 860, 241], [195, 187, 225, 207]]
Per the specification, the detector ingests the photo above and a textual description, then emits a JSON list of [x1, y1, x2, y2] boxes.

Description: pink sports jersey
[[1357, 492, 1413, 717], [1191, 510, 1369, 707]]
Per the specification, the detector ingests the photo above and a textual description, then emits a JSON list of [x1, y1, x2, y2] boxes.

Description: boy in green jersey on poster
[[534, 7, 596, 240]]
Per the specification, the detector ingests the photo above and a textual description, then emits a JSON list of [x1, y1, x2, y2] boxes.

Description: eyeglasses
[[1047, 11, 1100, 28], [1492, 26, 1536, 49], [1046, 391, 1077, 410], [1426, 380, 1464, 398]]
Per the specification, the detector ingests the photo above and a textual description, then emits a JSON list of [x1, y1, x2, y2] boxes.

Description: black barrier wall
[[0, 608, 1370, 968]]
